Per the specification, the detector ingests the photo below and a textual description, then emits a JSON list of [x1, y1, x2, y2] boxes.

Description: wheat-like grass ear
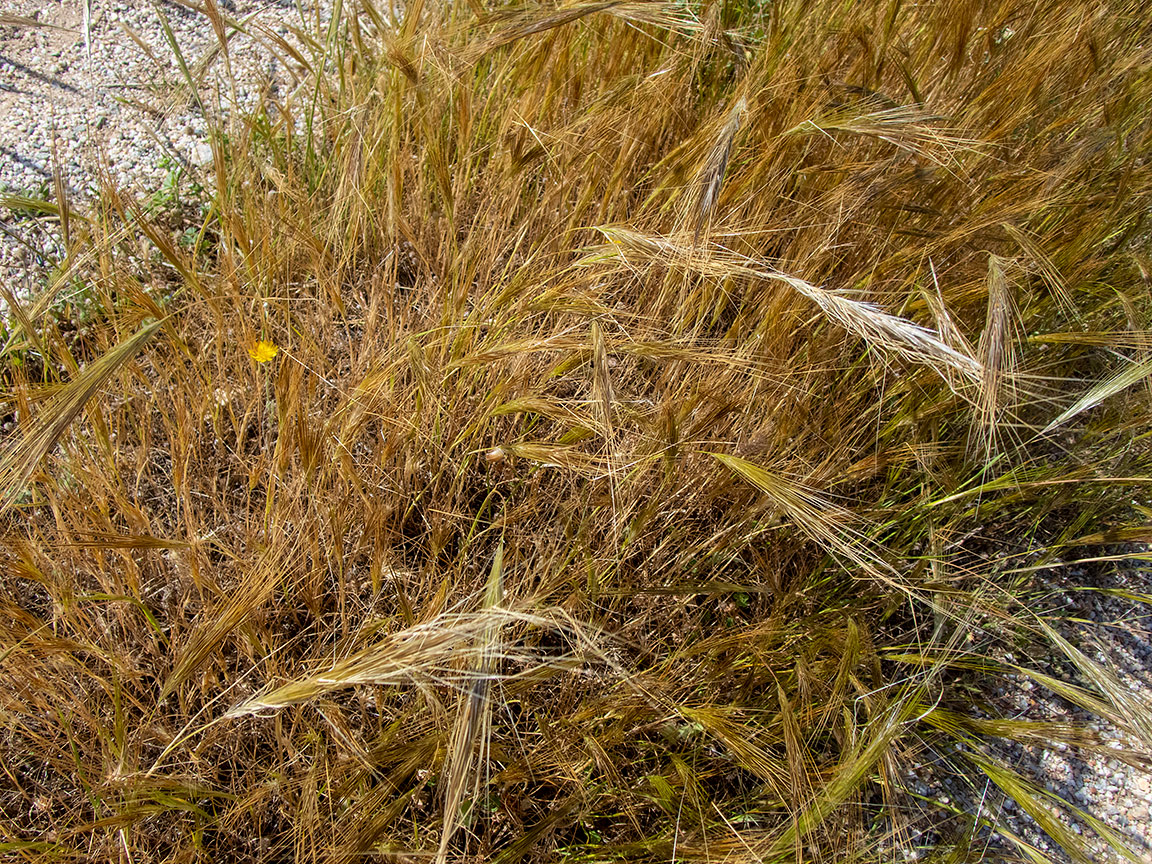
[[920, 258, 974, 357], [1044, 354, 1152, 433], [970, 254, 1019, 464], [0, 11, 77, 29], [692, 96, 747, 243], [712, 453, 902, 587], [436, 540, 504, 864], [0, 319, 162, 515], [595, 228, 984, 388]]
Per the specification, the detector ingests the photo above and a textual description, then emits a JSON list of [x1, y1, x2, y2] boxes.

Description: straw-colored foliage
[[2, 0, 1152, 861]]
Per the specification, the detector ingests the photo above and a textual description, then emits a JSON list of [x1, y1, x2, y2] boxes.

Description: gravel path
[[0, 0, 313, 195], [910, 562, 1152, 861], [1, 0, 323, 294], [1002, 566, 1152, 860], [2, 2, 1152, 860]]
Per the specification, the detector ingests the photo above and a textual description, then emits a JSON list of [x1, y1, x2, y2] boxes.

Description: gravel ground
[[2, 2, 1152, 860], [0, 0, 316, 195], [905, 562, 1152, 862], [995, 566, 1152, 860], [1, 0, 325, 295]]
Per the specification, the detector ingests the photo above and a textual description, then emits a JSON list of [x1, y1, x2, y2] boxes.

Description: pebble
[[191, 141, 214, 167]]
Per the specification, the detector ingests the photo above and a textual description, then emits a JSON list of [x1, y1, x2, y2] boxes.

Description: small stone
[[192, 142, 214, 167]]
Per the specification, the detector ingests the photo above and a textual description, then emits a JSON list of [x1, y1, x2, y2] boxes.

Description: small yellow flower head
[[249, 340, 279, 363]]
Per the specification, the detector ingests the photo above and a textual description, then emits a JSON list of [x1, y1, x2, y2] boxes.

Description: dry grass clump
[[3, 0, 1152, 861]]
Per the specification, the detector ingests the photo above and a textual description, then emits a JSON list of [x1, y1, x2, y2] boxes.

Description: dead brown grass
[[2, 0, 1152, 861]]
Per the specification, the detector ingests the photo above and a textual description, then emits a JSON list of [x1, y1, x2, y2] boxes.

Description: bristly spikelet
[[921, 259, 974, 357], [589, 320, 621, 538], [784, 101, 983, 168], [1002, 222, 1075, 316], [0, 320, 161, 514], [971, 254, 1019, 464], [436, 543, 504, 864], [692, 96, 746, 242], [593, 227, 983, 387]]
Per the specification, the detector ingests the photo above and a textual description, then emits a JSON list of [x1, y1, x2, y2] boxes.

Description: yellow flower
[[248, 339, 279, 363]]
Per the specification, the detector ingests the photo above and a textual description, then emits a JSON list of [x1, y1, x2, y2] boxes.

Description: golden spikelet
[[0, 320, 162, 514], [692, 96, 747, 243]]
